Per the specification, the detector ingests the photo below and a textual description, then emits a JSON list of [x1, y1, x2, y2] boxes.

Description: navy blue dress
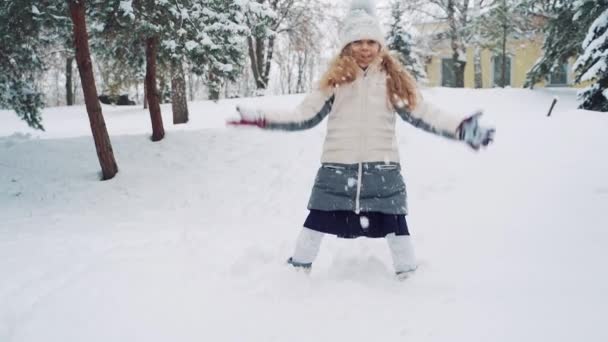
[[304, 209, 409, 239]]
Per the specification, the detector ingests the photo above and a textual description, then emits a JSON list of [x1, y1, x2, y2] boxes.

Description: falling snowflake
[[360, 216, 370, 229]]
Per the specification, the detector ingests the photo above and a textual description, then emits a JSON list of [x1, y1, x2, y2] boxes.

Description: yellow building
[[416, 21, 576, 89]]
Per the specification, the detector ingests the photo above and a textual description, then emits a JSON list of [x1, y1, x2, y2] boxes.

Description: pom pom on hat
[[349, 0, 378, 17], [339, 0, 385, 52]]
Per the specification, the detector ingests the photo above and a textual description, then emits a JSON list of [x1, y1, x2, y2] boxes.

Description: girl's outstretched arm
[[394, 101, 465, 140], [231, 89, 335, 131], [395, 102, 495, 149]]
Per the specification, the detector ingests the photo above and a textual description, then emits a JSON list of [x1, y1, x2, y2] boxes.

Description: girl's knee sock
[[291, 227, 325, 265], [386, 233, 417, 273]]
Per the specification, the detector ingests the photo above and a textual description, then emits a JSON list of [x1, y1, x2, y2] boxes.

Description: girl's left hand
[[458, 111, 495, 150]]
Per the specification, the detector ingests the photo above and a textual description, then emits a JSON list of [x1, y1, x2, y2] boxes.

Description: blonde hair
[[319, 45, 420, 110]]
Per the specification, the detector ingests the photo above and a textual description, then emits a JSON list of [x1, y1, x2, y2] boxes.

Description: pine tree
[[0, 0, 118, 179], [91, 0, 186, 140], [89, 0, 146, 101], [91, 0, 248, 124], [573, 0, 608, 111], [386, 0, 426, 81], [0, 1, 67, 130], [524, 1, 585, 88], [184, 0, 249, 101]]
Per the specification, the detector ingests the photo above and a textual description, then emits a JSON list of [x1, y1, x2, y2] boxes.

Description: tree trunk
[[262, 35, 275, 88], [171, 61, 189, 124], [473, 0, 483, 88], [68, 0, 118, 180], [66, 56, 74, 105], [248, 35, 271, 93], [55, 69, 60, 106], [188, 72, 194, 101], [135, 83, 139, 104], [501, 20, 508, 88], [448, 0, 466, 87], [143, 80, 148, 109], [473, 46, 482, 88], [208, 71, 221, 101], [255, 36, 266, 89], [247, 37, 262, 91], [296, 52, 307, 93], [145, 36, 165, 141]]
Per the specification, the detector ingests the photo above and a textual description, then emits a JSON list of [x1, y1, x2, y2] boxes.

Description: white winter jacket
[[262, 58, 466, 164]]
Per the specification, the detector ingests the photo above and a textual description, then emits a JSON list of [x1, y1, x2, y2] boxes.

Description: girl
[[228, 0, 495, 279]]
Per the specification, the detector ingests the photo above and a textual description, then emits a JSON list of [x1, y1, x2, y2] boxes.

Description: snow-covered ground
[[1, 88, 607, 342]]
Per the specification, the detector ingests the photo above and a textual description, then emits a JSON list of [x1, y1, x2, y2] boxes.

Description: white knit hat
[[339, 0, 386, 52]]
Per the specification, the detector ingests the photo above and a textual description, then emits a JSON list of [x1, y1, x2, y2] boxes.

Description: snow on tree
[[272, 0, 327, 94], [524, 0, 586, 89], [386, 0, 427, 81], [418, 0, 475, 88], [92, 0, 249, 122], [573, 0, 608, 112], [243, 0, 277, 94], [89, 0, 147, 105], [1, 0, 119, 179], [244, 0, 317, 94], [183, 0, 249, 101], [0, 1, 68, 130], [476, 0, 536, 88]]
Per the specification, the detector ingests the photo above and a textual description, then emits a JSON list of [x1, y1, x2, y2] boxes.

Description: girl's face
[[349, 40, 381, 68]]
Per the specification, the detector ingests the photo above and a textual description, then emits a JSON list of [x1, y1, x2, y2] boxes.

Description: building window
[[441, 58, 457, 87], [549, 63, 569, 86], [492, 55, 511, 87]]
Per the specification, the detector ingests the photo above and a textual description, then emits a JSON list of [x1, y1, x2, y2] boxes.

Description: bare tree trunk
[[243, 62, 252, 96], [473, 0, 483, 88], [134, 84, 139, 104], [501, 16, 508, 88], [247, 37, 262, 92], [55, 69, 60, 106], [263, 35, 275, 88], [208, 71, 221, 101], [188, 71, 194, 101], [68, 0, 118, 180], [171, 61, 189, 124], [145, 36, 165, 141], [448, 0, 466, 87], [143, 80, 148, 109], [66, 56, 74, 105], [296, 52, 307, 93], [248, 33, 276, 93], [474, 46, 482, 88], [248, 36, 269, 91], [286, 64, 292, 94]]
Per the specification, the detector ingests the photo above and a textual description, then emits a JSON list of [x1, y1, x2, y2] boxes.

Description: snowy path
[[1, 88, 607, 341]]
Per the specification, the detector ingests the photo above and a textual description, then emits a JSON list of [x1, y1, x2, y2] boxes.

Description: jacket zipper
[[355, 162, 363, 213], [355, 68, 369, 214]]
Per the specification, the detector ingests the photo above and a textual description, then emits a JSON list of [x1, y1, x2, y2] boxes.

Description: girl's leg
[[385, 233, 417, 274], [289, 227, 325, 267]]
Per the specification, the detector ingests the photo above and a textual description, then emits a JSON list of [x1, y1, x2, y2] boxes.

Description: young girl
[[228, 0, 495, 279]]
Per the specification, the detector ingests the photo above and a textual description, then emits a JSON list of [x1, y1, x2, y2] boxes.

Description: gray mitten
[[458, 111, 495, 150]]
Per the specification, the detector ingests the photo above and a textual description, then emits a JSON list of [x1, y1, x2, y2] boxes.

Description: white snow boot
[[386, 233, 417, 280], [287, 227, 324, 273]]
